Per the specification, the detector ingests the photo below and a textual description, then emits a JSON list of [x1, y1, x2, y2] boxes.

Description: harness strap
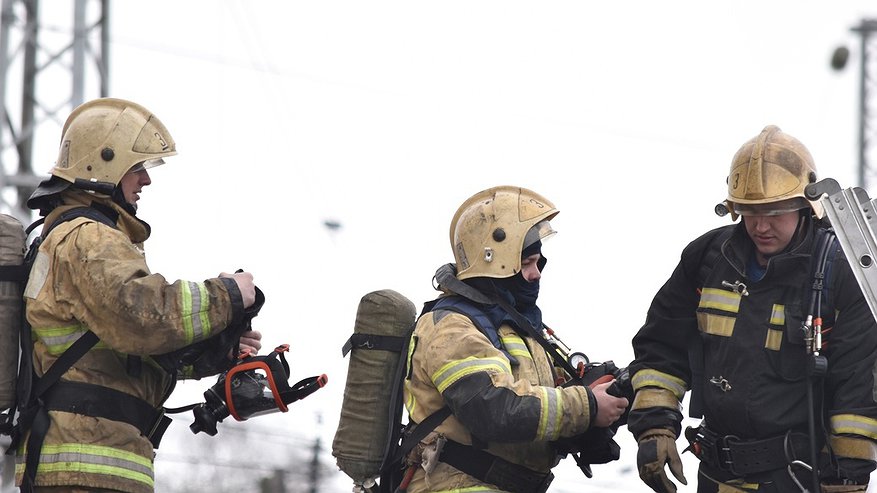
[[342, 333, 408, 357], [439, 438, 554, 493], [392, 406, 453, 467], [43, 381, 171, 448]]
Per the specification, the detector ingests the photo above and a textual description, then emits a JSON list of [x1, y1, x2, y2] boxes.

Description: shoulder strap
[[431, 296, 503, 351]]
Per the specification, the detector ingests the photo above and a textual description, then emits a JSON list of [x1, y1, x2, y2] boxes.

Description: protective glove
[[636, 428, 687, 493], [820, 484, 868, 492]]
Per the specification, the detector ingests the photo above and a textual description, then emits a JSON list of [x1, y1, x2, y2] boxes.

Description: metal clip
[[421, 435, 446, 474], [709, 376, 732, 392], [721, 280, 749, 296]]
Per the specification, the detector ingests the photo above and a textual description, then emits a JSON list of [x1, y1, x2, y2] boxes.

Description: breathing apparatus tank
[[332, 289, 417, 488], [0, 214, 27, 416]]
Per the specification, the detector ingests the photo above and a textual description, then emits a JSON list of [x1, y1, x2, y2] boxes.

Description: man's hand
[[637, 428, 687, 493], [591, 380, 629, 427], [220, 271, 256, 308], [239, 329, 262, 355]]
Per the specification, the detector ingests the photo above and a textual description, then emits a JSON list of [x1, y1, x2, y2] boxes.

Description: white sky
[[8, 1, 877, 492]]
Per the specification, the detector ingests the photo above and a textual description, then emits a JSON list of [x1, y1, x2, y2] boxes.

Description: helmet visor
[[128, 158, 166, 173], [523, 220, 556, 250], [733, 197, 811, 217]]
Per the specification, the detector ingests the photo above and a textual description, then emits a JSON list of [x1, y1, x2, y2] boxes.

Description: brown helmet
[[450, 186, 558, 281], [717, 125, 824, 220], [28, 98, 176, 209]]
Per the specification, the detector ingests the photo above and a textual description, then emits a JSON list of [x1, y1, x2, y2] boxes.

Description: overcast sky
[[8, 1, 877, 491]]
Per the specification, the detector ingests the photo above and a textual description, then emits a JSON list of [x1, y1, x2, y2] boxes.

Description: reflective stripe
[[33, 324, 108, 355], [15, 442, 153, 488], [631, 369, 687, 399], [697, 312, 735, 337], [180, 281, 211, 344], [632, 387, 680, 411], [432, 356, 512, 393], [831, 414, 877, 440], [536, 386, 562, 441], [699, 288, 741, 313], [500, 334, 532, 361], [828, 434, 877, 461], [764, 329, 783, 351], [769, 304, 785, 325]]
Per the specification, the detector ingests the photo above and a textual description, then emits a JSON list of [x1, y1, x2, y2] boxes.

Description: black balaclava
[[466, 240, 547, 333]]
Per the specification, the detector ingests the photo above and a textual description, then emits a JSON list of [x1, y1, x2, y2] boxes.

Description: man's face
[[119, 168, 152, 209], [742, 209, 801, 264], [520, 253, 542, 282]]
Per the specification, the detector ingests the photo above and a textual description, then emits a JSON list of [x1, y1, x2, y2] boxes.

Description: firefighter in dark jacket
[[628, 125, 877, 492]]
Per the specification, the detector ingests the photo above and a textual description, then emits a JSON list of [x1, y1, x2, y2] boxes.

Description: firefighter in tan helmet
[[400, 186, 629, 493], [628, 125, 877, 492], [16, 98, 261, 493]]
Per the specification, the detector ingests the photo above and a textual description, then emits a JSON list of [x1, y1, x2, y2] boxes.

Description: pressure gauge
[[568, 352, 590, 375]]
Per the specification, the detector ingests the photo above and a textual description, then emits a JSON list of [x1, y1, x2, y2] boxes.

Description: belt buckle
[[719, 434, 742, 476], [148, 408, 166, 439]]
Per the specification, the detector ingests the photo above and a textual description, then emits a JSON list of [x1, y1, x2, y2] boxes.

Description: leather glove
[[820, 484, 868, 492], [637, 428, 687, 493]]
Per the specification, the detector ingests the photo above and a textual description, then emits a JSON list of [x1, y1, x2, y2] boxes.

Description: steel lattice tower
[[0, 0, 109, 223], [852, 20, 877, 191]]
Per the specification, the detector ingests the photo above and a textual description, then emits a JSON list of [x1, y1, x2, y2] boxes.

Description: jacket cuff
[[218, 276, 245, 328]]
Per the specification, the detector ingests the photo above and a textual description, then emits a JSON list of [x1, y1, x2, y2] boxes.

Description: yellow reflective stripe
[[180, 281, 211, 344], [15, 442, 153, 488], [631, 369, 687, 399], [769, 304, 785, 325], [696, 312, 735, 337], [828, 434, 877, 461], [432, 356, 512, 393], [831, 414, 877, 440], [719, 480, 759, 492], [764, 329, 783, 351], [536, 386, 562, 441], [632, 387, 680, 411], [32, 325, 108, 355], [699, 288, 741, 313], [500, 334, 532, 360]]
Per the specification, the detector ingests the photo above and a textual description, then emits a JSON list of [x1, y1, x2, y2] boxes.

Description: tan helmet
[[718, 125, 823, 220], [450, 186, 558, 281], [28, 98, 176, 208]]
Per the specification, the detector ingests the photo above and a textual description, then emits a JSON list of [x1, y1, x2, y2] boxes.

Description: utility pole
[[0, 0, 109, 223], [832, 19, 877, 191]]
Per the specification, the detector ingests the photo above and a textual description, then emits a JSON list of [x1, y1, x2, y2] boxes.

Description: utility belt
[[438, 439, 554, 493], [684, 422, 811, 476], [42, 380, 172, 448]]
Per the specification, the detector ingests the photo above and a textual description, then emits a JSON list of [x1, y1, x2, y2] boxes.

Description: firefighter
[[402, 186, 629, 493], [16, 98, 261, 493], [628, 125, 877, 492]]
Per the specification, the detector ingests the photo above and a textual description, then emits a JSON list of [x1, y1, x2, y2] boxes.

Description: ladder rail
[[806, 178, 877, 322]]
